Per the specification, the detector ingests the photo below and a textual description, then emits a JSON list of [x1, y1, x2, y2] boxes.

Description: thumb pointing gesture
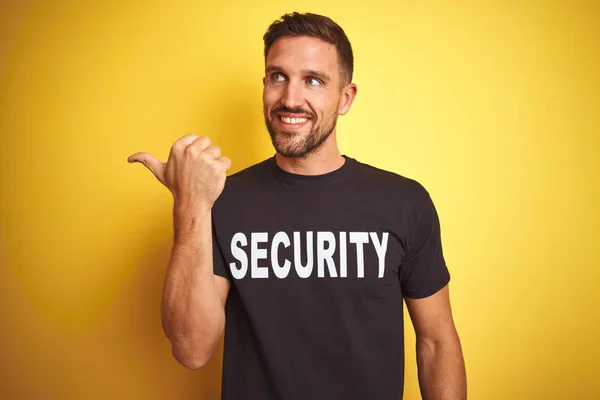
[[127, 152, 166, 186]]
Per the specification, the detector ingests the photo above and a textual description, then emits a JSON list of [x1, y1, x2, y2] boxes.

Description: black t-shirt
[[211, 155, 450, 400]]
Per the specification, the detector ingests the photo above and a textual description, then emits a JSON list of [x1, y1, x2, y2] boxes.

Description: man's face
[[263, 36, 344, 159]]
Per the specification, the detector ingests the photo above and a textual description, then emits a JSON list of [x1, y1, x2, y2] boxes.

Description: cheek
[[262, 89, 270, 108], [314, 97, 339, 121], [263, 86, 281, 103], [311, 90, 337, 108]]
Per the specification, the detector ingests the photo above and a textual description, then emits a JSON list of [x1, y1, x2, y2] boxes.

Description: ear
[[262, 77, 266, 86], [338, 83, 358, 115]]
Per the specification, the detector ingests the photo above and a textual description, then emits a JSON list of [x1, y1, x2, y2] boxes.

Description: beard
[[265, 107, 337, 159]]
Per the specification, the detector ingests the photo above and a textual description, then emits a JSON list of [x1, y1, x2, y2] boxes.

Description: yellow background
[[1, 1, 598, 399]]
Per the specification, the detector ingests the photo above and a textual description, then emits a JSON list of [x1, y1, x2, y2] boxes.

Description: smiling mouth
[[278, 115, 309, 125]]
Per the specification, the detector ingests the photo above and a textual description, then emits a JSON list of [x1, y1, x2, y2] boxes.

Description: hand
[[127, 134, 232, 208]]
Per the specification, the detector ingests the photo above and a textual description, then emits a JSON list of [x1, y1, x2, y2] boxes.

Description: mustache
[[271, 106, 316, 119]]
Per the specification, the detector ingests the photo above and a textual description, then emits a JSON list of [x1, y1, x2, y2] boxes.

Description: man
[[128, 12, 466, 400]]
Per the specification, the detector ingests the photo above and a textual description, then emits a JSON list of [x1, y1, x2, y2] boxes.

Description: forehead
[[266, 36, 339, 77]]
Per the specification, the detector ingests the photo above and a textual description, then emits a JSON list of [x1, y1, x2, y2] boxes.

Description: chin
[[266, 119, 328, 159], [273, 138, 303, 158]]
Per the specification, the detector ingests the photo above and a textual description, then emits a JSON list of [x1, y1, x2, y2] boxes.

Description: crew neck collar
[[268, 155, 355, 184]]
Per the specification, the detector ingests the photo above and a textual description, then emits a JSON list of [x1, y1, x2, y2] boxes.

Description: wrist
[[174, 196, 212, 215], [172, 200, 211, 242]]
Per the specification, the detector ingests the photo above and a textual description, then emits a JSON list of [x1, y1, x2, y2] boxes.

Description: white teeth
[[280, 116, 307, 124]]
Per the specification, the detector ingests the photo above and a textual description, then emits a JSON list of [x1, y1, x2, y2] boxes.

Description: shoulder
[[348, 157, 432, 200], [226, 158, 272, 181], [212, 157, 274, 210], [221, 157, 275, 191], [346, 157, 442, 224]]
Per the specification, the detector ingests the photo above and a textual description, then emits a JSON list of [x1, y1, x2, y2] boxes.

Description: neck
[[275, 133, 345, 176]]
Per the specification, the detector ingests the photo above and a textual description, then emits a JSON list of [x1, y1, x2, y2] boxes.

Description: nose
[[281, 80, 304, 109]]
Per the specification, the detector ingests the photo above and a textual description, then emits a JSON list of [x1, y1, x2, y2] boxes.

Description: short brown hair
[[263, 12, 354, 86]]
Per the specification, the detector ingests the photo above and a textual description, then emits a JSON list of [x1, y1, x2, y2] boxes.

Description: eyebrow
[[265, 65, 331, 84]]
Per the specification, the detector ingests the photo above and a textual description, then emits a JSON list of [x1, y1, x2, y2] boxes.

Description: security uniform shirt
[[211, 155, 450, 400]]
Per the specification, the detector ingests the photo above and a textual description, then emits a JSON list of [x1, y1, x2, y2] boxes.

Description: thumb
[[127, 152, 166, 185]]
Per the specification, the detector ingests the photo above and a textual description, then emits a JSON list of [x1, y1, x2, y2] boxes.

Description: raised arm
[[128, 134, 232, 369]]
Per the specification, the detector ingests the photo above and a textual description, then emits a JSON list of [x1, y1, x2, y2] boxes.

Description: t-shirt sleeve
[[399, 183, 450, 299], [212, 216, 231, 280]]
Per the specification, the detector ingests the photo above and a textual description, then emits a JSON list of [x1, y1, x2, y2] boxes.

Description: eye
[[271, 72, 286, 82], [306, 77, 321, 86]]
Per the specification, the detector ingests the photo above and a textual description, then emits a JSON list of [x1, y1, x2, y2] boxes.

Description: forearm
[[161, 202, 224, 368], [416, 335, 467, 400]]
